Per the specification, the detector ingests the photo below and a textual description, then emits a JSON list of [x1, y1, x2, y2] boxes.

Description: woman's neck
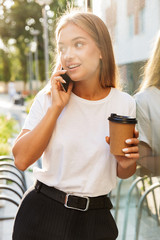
[[72, 82, 111, 100]]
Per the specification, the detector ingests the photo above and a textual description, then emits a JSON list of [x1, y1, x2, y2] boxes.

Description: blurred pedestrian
[[135, 30, 160, 176], [8, 80, 16, 101], [12, 10, 139, 240]]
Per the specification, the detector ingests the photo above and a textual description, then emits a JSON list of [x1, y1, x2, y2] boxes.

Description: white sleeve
[[23, 94, 45, 131], [135, 94, 151, 147], [129, 98, 136, 118], [119, 90, 136, 118]]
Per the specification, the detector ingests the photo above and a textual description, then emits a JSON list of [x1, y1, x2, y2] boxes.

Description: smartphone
[[60, 68, 72, 92]]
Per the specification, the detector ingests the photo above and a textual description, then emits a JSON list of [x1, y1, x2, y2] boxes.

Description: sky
[[0, 39, 4, 49], [1, 0, 14, 8], [0, 0, 15, 50]]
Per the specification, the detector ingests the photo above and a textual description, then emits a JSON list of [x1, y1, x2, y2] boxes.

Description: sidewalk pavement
[[0, 93, 160, 240], [0, 93, 26, 128], [111, 177, 160, 240]]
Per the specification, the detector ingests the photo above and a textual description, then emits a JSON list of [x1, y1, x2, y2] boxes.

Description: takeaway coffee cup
[[108, 113, 137, 156]]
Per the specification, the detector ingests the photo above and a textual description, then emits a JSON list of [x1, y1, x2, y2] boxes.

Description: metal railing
[[0, 156, 27, 221]]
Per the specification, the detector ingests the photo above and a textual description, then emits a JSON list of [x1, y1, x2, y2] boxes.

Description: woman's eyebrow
[[72, 37, 87, 41], [58, 37, 87, 45]]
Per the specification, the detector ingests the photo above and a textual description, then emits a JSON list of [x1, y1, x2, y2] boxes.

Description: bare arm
[[138, 141, 152, 157], [12, 68, 73, 171], [116, 159, 137, 179], [12, 106, 62, 170], [137, 141, 156, 174]]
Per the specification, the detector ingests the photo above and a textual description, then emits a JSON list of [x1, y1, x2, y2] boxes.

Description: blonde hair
[[55, 10, 119, 88], [139, 30, 160, 91]]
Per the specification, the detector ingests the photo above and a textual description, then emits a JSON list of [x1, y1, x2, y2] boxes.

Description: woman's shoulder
[[134, 87, 154, 103], [110, 88, 136, 116], [35, 87, 51, 101], [112, 88, 135, 102], [31, 87, 51, 111]]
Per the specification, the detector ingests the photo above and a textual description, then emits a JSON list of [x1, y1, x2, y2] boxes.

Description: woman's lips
[[67, 64, 81, 72]]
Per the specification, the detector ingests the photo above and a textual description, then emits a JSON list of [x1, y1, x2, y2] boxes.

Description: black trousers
[[12, 187, 118, 240]]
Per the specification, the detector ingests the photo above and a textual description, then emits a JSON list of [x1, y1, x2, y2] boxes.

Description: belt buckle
[[64, 194, 90, 211], [35, 181, 42, 192]]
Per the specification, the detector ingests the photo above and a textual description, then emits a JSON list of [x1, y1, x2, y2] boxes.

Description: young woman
[[12, 11, 139, 240], [135, 30, 160, 176]]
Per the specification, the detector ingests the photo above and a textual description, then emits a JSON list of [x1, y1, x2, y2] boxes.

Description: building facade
[[85, 0, 160, 94]]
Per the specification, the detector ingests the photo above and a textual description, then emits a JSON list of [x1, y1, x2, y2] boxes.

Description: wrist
[[48, 104, 63, 117], [117, 161, 137, 179], [118, 161, 137, 170]]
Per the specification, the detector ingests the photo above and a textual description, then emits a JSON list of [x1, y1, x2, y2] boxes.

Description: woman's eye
[[75, 42, 83, 48], [59, 46, 66, 53]]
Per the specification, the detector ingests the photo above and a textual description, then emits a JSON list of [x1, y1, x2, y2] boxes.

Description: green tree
[[2, 50, 11, 83], [0, 0, 74, 90]]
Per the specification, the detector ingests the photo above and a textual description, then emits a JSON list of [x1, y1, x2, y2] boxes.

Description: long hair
[[55, 10, 119, 88], [139, 30, 160, 92]]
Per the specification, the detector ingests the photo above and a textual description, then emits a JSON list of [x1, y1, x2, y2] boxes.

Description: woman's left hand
[[106, 129, 139, 169]]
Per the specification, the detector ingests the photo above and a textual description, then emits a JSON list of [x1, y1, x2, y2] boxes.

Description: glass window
[[139, 7, 145, 33], [128, 14, 134, 37]]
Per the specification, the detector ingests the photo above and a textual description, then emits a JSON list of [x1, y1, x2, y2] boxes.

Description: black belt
[[35, 180, 112, 212]]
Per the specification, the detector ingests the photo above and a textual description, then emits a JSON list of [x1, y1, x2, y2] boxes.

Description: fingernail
[[62, 79, 66, 83], [122, 148, 128, 152], [126, 139, 131, 144], [125, 154, 130, 157]]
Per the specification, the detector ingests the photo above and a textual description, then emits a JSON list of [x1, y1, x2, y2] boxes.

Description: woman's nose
[[64, 47, 74, 60]]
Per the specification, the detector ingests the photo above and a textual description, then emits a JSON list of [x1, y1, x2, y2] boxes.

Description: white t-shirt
[[23, 87, 136, 197], [135, 86, 160, 156]]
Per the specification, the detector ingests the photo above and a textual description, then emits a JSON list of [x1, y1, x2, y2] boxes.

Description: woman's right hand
[[50, 67, 73, 110]]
